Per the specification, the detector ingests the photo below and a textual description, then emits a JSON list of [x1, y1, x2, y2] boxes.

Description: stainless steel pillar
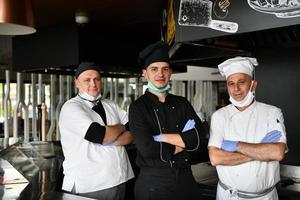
[[47, 75, 56, 141], [13, 73, 29, 142], [31, 74, 38, 141], [4, 70, 10, 138], [55, 75, 65, 140]]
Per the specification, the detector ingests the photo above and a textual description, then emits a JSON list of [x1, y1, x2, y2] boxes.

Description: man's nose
[[90, 80, 96, 86], [157, 69, 163, 76], [234, 84, 240, 91]]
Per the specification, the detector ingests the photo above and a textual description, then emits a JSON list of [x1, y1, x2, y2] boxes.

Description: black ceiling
[[1, 0, 168, 77], [1, 0, 300, 77]]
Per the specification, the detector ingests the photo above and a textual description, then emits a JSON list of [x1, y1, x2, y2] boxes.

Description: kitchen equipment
[[178, 0, 238, 33], [248, 0, 300, 18]]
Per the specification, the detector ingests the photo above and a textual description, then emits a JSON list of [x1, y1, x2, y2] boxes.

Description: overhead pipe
[[47, 75, 56, 141], [102, 77, 108, 99], [121, 78, 131, 111], [55, 75, 65, 141], [109, 77, 114, 101], [134, 78, 139, 100], [31, 73, 37, 141], [114, 78, 119, 104], [37, 73, 44, 141], [187, 81, 195, 106], [37, 74, 43, 105], [137, 77, 144, 99], [4, 70, 10, 138], [66, 75, 72, 100], [13, 72, 29, 142]]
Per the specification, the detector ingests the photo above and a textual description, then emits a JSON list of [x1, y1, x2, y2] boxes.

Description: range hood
[[12, 23, 187, 77]]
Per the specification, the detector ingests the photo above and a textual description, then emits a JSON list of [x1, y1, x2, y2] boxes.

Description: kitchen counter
[[0, 140, 95, 200], [191, 162, 300, 200], [1, 139, 300, 200]]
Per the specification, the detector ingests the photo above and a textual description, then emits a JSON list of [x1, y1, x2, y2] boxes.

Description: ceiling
[[1, 0, 300, 78], [0, 0, 167, 77]]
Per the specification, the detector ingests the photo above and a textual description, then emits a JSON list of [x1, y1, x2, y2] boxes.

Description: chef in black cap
[[59, 62, 134, 200], [129, 41, 208, 200]]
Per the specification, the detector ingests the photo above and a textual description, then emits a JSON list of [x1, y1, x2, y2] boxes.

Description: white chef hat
[[218, 56, 258, 79]]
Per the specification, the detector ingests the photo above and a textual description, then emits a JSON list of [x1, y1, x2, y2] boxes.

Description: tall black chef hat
[[138, 41, 170, 69], [75, 62, 101, 78]]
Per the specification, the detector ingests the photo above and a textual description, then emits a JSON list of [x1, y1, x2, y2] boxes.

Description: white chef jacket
[[208, 101, 287, 197], [59, 95, 134, 193]]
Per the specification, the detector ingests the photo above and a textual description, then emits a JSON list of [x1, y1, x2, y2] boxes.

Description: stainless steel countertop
[[1, 138, 300, 200], [0, 140, 93, 200]]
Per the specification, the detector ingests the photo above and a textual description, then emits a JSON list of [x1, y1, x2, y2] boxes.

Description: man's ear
[[252, 80, 258, 92], [142, 69, 147, 79], [75, 78, 79, 88]]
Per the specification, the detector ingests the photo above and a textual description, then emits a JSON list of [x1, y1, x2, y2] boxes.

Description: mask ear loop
[[251, 70, 255, 95]]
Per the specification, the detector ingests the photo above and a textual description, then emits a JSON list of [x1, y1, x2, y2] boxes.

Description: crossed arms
[[209, 142, 286, 166]]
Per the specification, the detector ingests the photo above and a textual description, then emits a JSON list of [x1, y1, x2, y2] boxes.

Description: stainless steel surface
[[55, 75, 64, 141], [0, 140, 65, 200], [0, 160, 29, 199], [4, 70, 10, 138], [31, 73, 38, 141], [191, 162, 300, 199], [47, 74, 56, 141]]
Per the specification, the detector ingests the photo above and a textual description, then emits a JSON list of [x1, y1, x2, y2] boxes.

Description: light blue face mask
[[78, 92, 102, 102], [147, 82, 170, 94]]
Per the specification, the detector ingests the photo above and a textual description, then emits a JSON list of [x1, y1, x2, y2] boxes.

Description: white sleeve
[[208, 111, 225, 148], [268, 108, 287, 144], [59, 102, 94, 138], [114, 103, 128, 125]]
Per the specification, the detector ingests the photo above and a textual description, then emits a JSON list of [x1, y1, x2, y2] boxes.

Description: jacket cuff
[[181, 130, 199, 151]]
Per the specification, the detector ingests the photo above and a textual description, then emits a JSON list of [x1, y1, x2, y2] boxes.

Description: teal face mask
[[147, 82, 170, 93]]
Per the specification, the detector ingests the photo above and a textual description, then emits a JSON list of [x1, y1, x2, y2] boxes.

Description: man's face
[[75, 70, 101, 97], [226, 73, 256, 101], [143, 62, 172, 89]]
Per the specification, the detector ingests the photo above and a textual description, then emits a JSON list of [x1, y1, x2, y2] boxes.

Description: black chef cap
[[138, 41, 170, 69], [75, 62, 101, 78]]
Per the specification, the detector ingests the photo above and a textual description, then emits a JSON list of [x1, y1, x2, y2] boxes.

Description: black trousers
[[134, 167, 204, 200]]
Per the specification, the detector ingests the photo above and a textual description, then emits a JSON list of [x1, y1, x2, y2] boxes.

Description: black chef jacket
[[129, 90, 207, 169]]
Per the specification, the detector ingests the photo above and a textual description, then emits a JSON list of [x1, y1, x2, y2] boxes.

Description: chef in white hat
[[208, 57, 287, 200]]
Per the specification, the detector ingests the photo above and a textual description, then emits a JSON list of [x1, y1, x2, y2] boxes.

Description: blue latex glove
[[153, 134, 163, 142], [221, 140, 239, 152], [182, 119, 196, 132], [260, 130, 282, 143]]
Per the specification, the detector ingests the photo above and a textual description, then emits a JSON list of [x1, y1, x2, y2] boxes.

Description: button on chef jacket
[[59, 95, 134, 193], [208, 101, 287, 193]]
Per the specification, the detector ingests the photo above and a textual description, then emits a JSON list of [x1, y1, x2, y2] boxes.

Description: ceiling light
[[75, 11, 89, 24], [0, 0, 36, 35]]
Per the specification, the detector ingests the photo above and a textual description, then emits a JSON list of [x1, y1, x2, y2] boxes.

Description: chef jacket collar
[[145, 89, 173, 105], [229, 100, 257, 117]]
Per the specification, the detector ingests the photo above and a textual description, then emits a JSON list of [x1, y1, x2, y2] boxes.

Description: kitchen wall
[[255, 47, 300, 165]]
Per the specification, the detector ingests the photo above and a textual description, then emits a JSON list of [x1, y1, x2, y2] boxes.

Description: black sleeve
[[129, 102, 175, 161], [180, 99, 208, 151], [84, 122, 106, 144]]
